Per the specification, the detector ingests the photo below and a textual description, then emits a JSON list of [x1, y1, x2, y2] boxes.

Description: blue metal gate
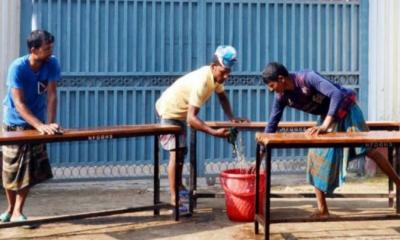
[[20, 0, 368, 178]]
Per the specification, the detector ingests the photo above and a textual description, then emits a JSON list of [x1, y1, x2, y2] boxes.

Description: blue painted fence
[[20, 0, 366, 178]]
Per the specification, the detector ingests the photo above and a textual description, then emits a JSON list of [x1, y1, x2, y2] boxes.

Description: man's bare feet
[[170, 196, 178, 206], [309, 209, 330, 219]]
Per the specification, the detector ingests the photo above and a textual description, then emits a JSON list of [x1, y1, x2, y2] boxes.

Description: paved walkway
[[0, 174, 399, 240]]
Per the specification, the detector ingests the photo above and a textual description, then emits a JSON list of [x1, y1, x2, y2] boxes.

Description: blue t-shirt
[[264, 70, 356, 133], [3, 55, 61, 126]]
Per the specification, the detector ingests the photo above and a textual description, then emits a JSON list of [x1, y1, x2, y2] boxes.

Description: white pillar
[[368, 0, 400, 120], [31, 0, 38, 31], [0, 0, 21, 121]]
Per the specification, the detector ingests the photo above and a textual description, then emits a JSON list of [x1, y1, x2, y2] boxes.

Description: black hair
[[27, 30, 55, 51], [262, 62, 289, 84]]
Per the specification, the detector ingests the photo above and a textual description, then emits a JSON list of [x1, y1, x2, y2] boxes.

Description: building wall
[[368, 0, 400, 120], [0, 0, 21, 121]]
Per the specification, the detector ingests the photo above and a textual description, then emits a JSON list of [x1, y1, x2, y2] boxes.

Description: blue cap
[[215, 45, 237, 69]]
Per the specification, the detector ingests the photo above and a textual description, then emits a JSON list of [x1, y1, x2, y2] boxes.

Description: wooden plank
[[206, 121, 314, 129], [205, 121, 400, 130], [0, 124, 181, 145], [256, 131, 400, 146]]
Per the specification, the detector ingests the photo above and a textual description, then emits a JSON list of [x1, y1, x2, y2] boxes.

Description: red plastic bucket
[[220, 168, 265, 222]]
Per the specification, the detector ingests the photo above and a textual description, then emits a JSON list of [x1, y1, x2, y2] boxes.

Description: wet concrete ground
[[0, 174, 399, 240]]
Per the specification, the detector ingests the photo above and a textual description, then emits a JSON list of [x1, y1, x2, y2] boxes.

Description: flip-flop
[[14, 214, 39, 229], [179, 203, 189, 213], [179, 190, 189, 199], [0, 212, 11, 222], [15, 214, 28, 222]]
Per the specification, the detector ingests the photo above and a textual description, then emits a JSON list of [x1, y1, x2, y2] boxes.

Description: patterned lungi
[[2, 125, 53, 191], [307, 103, 369, 194]]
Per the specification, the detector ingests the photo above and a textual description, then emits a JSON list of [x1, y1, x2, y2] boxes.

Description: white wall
[[0, 0, 21, 121], [368, 0, 400, 120]]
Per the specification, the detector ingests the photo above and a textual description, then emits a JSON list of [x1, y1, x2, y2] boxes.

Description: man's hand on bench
[[305, 125, 328, 136], [35, 123, 63, 135]]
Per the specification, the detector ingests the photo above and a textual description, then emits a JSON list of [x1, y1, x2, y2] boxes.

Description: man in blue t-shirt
[[0, 30, 61, 223]]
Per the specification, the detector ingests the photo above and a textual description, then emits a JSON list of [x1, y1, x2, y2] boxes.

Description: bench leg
[[174, 134, 180, 221], [255, 144, 260, 234], [388, 146, 394, 208], [264, 147, 272, 240], [396, 145, 400, 214], [189, 129, 197, 214], [154, 136, 160, 216]]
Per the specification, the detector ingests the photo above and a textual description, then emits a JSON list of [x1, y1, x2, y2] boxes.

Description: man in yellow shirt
[[156, 45, 248, 211]]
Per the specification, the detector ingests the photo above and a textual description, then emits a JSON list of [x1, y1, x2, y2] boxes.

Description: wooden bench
[[188, 121, 400, 213], [0, 124, 183, 228], [255, 131, 400, 240]]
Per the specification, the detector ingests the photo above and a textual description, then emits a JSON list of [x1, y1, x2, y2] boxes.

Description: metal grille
[[19, 0, 366, 179]]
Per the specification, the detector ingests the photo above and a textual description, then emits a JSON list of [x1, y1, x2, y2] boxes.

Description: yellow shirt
[[156, 66, 224, 120]]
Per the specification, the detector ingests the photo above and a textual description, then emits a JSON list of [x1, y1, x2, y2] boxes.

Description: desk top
[[206, 121, 288, 129], [0, 124, 181, 145], [255, 131, 400, 147], [205, 121, 400, 130]]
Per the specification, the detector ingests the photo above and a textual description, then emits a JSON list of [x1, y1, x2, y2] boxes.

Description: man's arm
[[12, 88, 59, 134], [264, 95, 285, 133], [216, 91, 249, 123], [305, 71, 341, 135], [47, 81, 57, 123], [187, 105, 229, 138], [307, 71, 343, 118]]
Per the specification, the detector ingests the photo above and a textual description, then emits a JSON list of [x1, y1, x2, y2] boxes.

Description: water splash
[[228, 128, 249, 173]]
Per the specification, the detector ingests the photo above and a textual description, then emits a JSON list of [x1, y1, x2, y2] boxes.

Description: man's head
[[262, 62, 289, 93], [211, 45, 237, 84], [27, 30, 55, 61]]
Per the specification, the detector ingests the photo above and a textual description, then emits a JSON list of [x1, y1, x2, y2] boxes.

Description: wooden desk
[[189, 121, 400, 213], [0, 124, 183, 228], [255, 131, 400, 240]]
